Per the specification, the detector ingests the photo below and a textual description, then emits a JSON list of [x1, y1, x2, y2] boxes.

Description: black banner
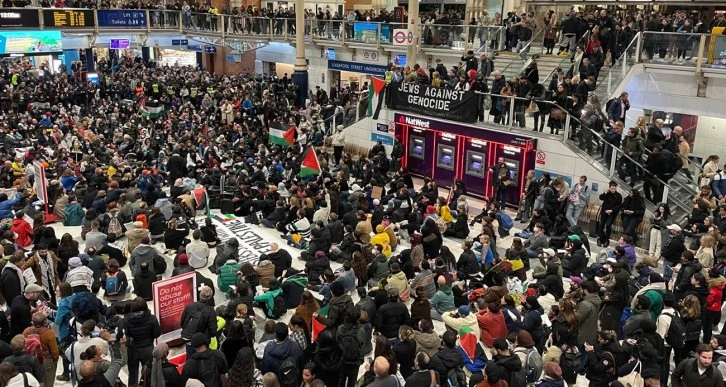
[[43, 9, 96, 28], [0, 9, 40, 28], [388, 83, 479, 123]]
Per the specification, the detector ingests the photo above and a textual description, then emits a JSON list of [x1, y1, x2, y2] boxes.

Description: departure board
[[43, 9, 95, 28]]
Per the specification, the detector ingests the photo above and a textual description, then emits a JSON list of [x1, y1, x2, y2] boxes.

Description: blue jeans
[[519, 230, 533, 239], [663, 260, 674, 284], [566, 204, 584, 227], [526, 248, 539, 258]]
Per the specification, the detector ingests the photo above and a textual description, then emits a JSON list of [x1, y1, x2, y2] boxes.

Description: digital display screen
[[110, 38, 130, 49], [86, 72, 99, 85], [43, 10, 95, 28], [393, 55, 407, 67], [437, 145, 455, 170], [440, 151, 453, 165], [0, 10, 40, 28], [410, 137, 424, 160], [471, 161, 482, 170]]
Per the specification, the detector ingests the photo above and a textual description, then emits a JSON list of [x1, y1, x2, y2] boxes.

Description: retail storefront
[[327, 59, 387, 92]]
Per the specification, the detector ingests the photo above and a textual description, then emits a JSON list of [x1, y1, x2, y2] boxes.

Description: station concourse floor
[[43, 178, 631, 386]]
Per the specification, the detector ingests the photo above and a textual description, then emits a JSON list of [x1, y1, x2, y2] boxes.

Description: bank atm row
[[401, 125, 534, 206]]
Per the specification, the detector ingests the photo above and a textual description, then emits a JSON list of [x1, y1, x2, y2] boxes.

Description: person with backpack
[[6, 334, 45, 385], [491, 338, 525, 387], [122, 297, 161, 387], [180, 332, 229, 387], [259, 322, 304, 385], [336, 306, 365, 387], [671, 343, 725, 387], [429, 331, 464, 384], [253, 278, 286, 320], [657, 291, 684, 386], [181, 286, 218, 361], [101, 259, 129, 301], [22, 312, 58, 387], [513, 330, 543, 386]]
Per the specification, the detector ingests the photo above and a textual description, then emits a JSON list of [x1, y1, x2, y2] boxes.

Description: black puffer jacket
[[123, 311, 161, 348], [374, 301, 411, 339], [429, 347, 463, 379]]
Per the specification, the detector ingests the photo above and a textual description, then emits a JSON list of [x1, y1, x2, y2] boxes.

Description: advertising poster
[[0, 31, 62, 54], [353, 22, 380, 44], [152, 271, 197, 342]]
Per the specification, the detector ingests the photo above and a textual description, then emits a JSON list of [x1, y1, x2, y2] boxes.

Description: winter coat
[[414, 330, 440, 357], [123, 311, 161, 348], [318, 294, 353, 329], [429, 347, 463, 379], [255, 260, 275, 288], [477, 309, 507, 348], [375, 300, 411, 339], [63, 202, 85, 226], [707, 276, 726, 312], [217, 260, 240, 293], [575, 294, 602, 345], [430, 285, 456, 314]]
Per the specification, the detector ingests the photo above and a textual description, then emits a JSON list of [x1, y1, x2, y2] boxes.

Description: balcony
[[1, 8, 507, 55]]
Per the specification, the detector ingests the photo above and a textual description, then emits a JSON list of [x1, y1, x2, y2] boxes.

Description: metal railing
[[540, 31, 591, 89], [498, 27, 545, 79], [1, 8, 511, 53]]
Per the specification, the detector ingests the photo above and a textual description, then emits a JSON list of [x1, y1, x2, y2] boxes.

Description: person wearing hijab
[[536, 362, 565, 387], [145, 343, 182, 387], [522, 296, 545, 353]]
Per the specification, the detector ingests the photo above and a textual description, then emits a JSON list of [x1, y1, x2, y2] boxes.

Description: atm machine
[[461, 139, 488, 196], [433, 132, 457, 187], [406, 128, 434, 178], [492, 145, 525, 206]]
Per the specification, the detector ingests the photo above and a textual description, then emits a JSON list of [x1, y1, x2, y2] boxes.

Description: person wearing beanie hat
[[65, 256, 95, 293], [442, 304, 480, 341], [543, 361, 563, 380]]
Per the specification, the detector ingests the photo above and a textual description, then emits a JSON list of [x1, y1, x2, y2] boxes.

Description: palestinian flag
[[311, 305, 329, 342], [457, 326, 488, 373], [368, 76, 387, 120], [192, 185, 212, 218], [300, 146, 321, 177], [269, 122, 296, 148], [139, 99, 163, 119]]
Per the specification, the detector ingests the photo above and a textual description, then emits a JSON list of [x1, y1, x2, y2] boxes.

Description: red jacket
[[477, 308, 508, 348], [11, 218, 33, 248], [707, 277, 726, 312]]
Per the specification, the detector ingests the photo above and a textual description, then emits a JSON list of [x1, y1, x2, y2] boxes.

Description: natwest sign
[[399, 115, 430, 129]]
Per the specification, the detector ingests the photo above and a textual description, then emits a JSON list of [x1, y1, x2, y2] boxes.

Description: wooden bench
[[580, 204, 651, 245]]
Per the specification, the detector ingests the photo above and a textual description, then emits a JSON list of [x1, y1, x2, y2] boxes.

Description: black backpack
[[447, 367, 467, 387], [685, 318, 703, 342], [339, 333, 362, 365], [277, 356, 300, 387], [560, 351, 584, 379], [181, 304, 204, 341], [271, 292, 287, 319], [605, 98, 617, 114], [663, 311, 687, 348]]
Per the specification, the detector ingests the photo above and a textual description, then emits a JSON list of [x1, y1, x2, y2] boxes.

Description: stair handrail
[[540, 30, 591, 89]]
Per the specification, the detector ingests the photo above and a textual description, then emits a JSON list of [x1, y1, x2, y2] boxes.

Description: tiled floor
[[44, 179, 612, 386]]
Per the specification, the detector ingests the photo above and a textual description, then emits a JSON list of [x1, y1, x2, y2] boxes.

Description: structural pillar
[[291, 0, 308, 108], [406, 0, 419, 67]]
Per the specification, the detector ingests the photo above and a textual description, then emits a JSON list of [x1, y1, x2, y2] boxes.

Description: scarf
[[150, 343, 169, 387], [38, 254, 54, 296]]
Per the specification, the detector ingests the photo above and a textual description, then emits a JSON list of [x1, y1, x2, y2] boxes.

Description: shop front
[[327, 59, 387, 92]]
